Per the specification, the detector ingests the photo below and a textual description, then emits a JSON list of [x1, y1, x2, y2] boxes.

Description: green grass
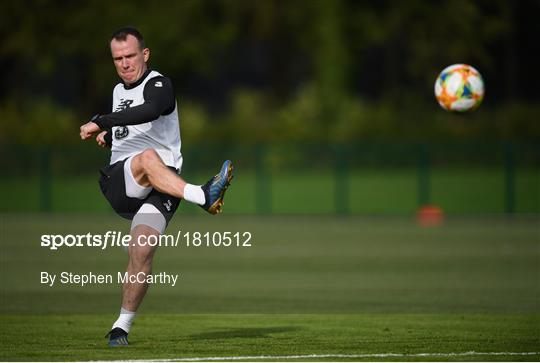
[[1, 214, 539, 360], [1, 314, 538, 361], [1, 166, 539, 213]]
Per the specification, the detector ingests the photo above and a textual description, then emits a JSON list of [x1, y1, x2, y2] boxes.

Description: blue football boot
[[201, 160, 234, 214], [106, 327, 129, 347]]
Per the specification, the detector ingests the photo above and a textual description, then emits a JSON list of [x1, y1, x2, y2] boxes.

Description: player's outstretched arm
[[93, 76, 174, 130]]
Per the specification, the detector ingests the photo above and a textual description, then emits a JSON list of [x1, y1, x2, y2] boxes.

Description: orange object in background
[[417, 205, 444, 227]]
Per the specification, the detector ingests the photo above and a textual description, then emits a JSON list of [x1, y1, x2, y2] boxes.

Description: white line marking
[[105, 351, 540, 362]]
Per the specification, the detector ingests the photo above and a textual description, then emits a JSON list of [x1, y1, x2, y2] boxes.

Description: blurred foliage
[[0, 0, 538, 147], [0, 98, 77, 146]]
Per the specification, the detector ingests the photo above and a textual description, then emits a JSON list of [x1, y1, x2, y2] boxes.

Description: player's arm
[[92, 76, 175, 130]]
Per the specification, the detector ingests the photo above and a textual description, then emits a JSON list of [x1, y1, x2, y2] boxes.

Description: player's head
[[110, 27, 150, 85]]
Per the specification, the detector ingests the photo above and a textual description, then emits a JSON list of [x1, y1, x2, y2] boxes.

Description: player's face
[[110, 34, 150, 85]]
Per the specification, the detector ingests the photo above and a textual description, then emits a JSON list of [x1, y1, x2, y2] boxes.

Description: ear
[[143, 48, 150, 63]]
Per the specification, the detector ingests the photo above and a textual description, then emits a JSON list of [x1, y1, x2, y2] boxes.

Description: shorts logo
[[163, 200, 172, 211], [115, 126, 129, 139]]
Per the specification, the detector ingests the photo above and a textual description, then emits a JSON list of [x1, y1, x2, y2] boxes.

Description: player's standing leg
[[107, 223, 159, 346]]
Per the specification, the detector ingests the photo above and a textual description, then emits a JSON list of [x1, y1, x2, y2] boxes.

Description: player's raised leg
[[130, 148, 233, 214]]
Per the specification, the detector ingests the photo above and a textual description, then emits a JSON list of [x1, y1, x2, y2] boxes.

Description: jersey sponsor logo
[[115, 99, 134, 112], [154, 81, 162, 87], [115, 126, 129, 140]]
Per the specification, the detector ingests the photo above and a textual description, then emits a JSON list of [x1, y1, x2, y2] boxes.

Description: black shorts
[[98, 159, 181, 224]]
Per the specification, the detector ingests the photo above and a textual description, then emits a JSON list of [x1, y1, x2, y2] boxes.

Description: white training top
[[110, 70, 182, 171]]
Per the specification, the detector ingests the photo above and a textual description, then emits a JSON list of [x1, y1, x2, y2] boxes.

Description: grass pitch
[[1, 314, 539, 361], [1, 214, 539, 361]]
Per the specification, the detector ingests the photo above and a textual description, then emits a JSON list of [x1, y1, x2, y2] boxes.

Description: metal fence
[[2, 142, 539, 214]]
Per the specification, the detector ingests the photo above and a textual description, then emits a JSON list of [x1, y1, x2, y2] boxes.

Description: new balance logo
[[115, 99, 133, 112], [164, 200, 172, 211]]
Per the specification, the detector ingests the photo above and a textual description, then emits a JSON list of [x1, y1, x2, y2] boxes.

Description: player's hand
[[96, 131, 108, 147], [80, 122, 100, 140]]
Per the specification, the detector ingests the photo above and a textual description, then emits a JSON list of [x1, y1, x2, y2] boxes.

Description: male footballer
[[79, 27, 233, 346]]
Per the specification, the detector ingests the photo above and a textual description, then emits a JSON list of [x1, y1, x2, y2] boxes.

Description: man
[[80, 27, 233, 347]]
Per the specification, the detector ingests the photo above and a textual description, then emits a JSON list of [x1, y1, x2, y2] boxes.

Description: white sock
[[112, 307, 136, 333], [183, 184, 206, 205]]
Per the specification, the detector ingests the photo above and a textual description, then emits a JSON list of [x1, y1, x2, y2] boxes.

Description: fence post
[[255, 144, 271, 214], [39, 147, 52, 213], [334, 145, 349, 214], [504, 142, 515, 214], [418, 143, 430, 207]]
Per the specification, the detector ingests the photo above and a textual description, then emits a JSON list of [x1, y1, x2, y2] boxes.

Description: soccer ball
[[434, 64, 484, 112]]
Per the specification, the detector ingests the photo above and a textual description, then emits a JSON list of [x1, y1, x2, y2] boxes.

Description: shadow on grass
[[189, 326, 301, 340]]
